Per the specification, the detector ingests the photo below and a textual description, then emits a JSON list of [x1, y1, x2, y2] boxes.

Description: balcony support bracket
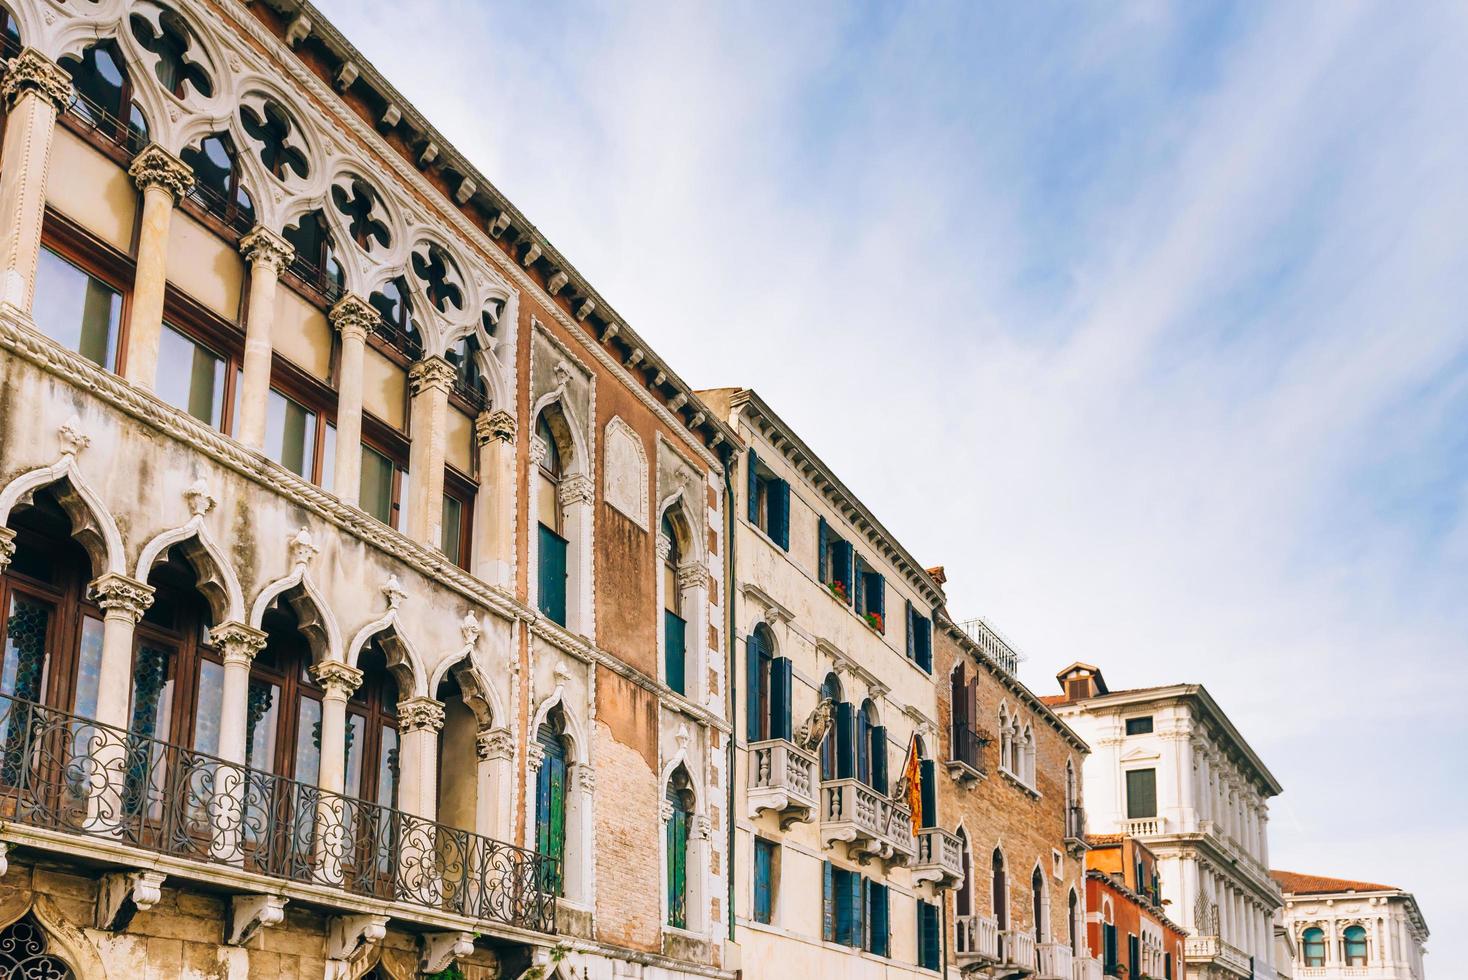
[[226, 893, 288, 946], [328, 914, 388, 963], [0, 841, 8, 877], [96, 870, 166, 932], [420, 931, 476, 973]]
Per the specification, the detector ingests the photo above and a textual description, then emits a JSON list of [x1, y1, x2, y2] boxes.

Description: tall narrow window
[[359, 444, 406, 528], [1343, 925, 1368, 966], [1068, 889, 1080, 954], [992, 849, 1007, 931], [156, 323, 226, 429], [1031, 865, 1045, 942], [1302, 927, 1326, 967], [61, 41, 149, 152], [956, 830, 973, 916], [535, 709, 569, 895], [32, 248, 122, 370], [368, 277, 423, 359], [665, 767, 694, 929], [1126, 768, 1158, 820], [745, 449, 789, 549], [863, 879, 890, 957], [817, 517, 853, 603], [753, 836, 777, 925], [662, 514, 686, 695], [917, 900, 941, 970], [282, 210, 344, 301], [535, 413, 567, 625], [745, 626, 790, 742]]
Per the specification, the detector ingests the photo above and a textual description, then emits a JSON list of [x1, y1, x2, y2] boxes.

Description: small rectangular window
[[1126, 768, 1158, 819], [1125, 716, 1154, 735], [157, 323, 225, 429], [265, 389, 317, 478], [863, 879, 890, 957], [753, 837, 777, 925], [33, 247, 121, 370]]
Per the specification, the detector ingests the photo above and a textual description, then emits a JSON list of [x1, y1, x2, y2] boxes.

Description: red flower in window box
[[828, 580, 848, 602], [864, 611, 884, 632]]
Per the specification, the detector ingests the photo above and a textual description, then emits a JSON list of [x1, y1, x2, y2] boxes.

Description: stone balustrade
[[818, 777, 916, 867], [746, 738, 819, 828]]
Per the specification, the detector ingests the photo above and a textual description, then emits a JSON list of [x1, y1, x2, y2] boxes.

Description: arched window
[[1068, 888, 1080, 954], [998, 703, 1012, 774], [181, 133, 255, 234], [661, 513, 686, 695], [665, 766, 694, 929], [444, 334, 487, 407], [129, 8, 214, 99], [368, 277, 423, 358], [1343, 925, 1368, 966], [534, 411, 567, 625], [343, 640, 399, 807], [1032, 865, 1046, 941], [282, 210, 344, 301], [245, 598, 323, 787], [746, 624, 773, 742], [534, 707, 569, 895], [1, 9, 19, 60], [1021, 724, 1036, 785], [992, 848, 1008, 930], [60, 42, 150, 152], [240, 98, 308, 182], [861, 701, 887, 793], [1301, 927, 1326, 967], [819, 673, 844, 781], [134, 546, 221, 755], [0, 914, 74, 977], [955, 829, 973, 916]]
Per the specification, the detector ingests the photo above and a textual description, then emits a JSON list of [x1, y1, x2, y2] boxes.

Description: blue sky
[[321, 0, 1468, 967]]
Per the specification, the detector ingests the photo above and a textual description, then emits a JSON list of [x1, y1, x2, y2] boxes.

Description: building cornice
[[1085, 869, 1186, 936]]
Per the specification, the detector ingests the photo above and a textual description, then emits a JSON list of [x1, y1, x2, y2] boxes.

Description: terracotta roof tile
[[1271, 870, 1398, 895]]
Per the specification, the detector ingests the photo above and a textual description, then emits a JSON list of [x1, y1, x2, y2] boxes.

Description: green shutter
[[822, 861, 835, 942], [818, 517, 829, 583], [537, 524, 568, 625], [906, 600, 916, 659], [746, 449, 759, 523], [746, 634, 763, 741], [920, 758, 937, 828], [772, 657, 793, 741], [853, 554, 865, 612], [754, 839, 774, 924], [667, 805, 689, 928], [664, 610, 686, 695], [870, 725, 888, 794], [835, 702, 855, 778]]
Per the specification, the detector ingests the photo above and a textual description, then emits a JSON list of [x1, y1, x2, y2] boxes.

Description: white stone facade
[[1276, 881, 1428, 980]]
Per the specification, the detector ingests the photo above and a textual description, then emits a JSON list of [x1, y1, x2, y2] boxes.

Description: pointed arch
[[0, 455, 125, 576], [134, 518, 244, 625], [249, 566, 341, 664], [659, 750, 705, 815], [428, 650, 505, 728], [0, 895, 110, 978], [347, 620, 426, 700], [656, 483, 703, 564], [531, 688, 588, 765], [530, 394, 589, 478]]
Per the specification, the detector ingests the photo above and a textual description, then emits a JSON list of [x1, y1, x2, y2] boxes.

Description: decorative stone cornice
[[311, 660, 364, 699], [87, 573, 156, 623], [475, 409, 515, 445], [1, 48, 73, 112], [239, 225, 296, 275], [476, 726, 514, 762], [127, 143, 195, 200], [328, 293, 378, 342], [408, 355, 456, 397], [397, 696, 446, 733], [210, 622, 269, 666], [558, 473, 594, 507]]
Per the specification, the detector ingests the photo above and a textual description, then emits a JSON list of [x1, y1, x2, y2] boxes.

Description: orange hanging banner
[[900, 732, 923, 834]]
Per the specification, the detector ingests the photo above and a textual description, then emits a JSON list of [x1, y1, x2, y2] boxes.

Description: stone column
[[677, 560, 707, 701], [476, 726, 515, 843], [406, 355, 455, 549], [123, 144, 193, 389], [328, 294, 376, 505], [0, 49, 72, 312], [236, 227, 295, 450], [472, 409, 516, 587], [397, 696, 446, 821], [523, 739, 545, 851], [309, 660, 361, 885], [655, 532, 672, 684], [207, 621, 267, 863], [86, 573, 155, 729], [560, 473, 595, 635]]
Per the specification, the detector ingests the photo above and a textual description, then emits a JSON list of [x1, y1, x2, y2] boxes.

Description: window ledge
[[999, 766, 1041, 799]]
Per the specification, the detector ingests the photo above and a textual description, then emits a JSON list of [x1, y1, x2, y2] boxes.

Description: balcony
[[910, 826, 964, 889], [0, 695, 556, 936], [1072, 955, 1104, 980], [946, 723, 987, 783], [1037, 942, 1074, 979], [1001, 929, 1038, 974], [746, 738, 818, 828], [1185, 936, 1251, 979], [1124, 815, 1165, 837], [955, 912, 999, 967], [1065, 804, 1087, 852], [818, 777, 915, 867]]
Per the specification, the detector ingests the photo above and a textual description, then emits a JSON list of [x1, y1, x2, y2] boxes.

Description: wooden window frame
[[39, 209, 134, 375], [442, 464, 477, 570]]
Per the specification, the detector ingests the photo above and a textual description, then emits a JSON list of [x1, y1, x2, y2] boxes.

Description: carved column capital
[[128, 143, 194, 200], [526, 740, 546, 773], [328, 293, 378, 342], [408, 355, 456, 397], [559, 473, 595, 507], [210, 622, 269, 666], [397, 696, 446, 733], [475, 409, 516, 446], [677, 560, 707, 593], [529, 434, 548, 467], [656, 533, 673, 561], [87, 573, 155, 624], [577, 764, 596, 794], [476, 726, 515, 762], [1, 48, 73, 112], [239, 225, 296, 274], [0, 527, 15, 573], [659, 800, 674, 822], [310, 660, 363, 700]]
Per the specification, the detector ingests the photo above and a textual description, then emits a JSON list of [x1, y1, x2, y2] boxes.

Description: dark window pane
[[360, 446, 395, 525], [440, 494, 462, 563], [1125, 716, 1154, 735], [244, 678, 279, 772]]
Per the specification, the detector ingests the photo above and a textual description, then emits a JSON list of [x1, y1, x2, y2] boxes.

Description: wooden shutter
[[746, 449, 759, 523], [855, 708, 870, 785], [822, 860, 835, 942], [664, 611, 686, 696], [835, 701, 855, 778], [772, 480, 790, 549], [818, 516, 829, 582], [745, 634, 762, 741], [870, 724, 888, 794], [754, 838, 773, 924], [853, 554, 866, 612], [874, 573, 885, 621], [840, 541, 854, 602], [920, 758, 937, 828], [772, 657, 793, 741], [906, 600, 916, 659], [667, 808, 688, 928]]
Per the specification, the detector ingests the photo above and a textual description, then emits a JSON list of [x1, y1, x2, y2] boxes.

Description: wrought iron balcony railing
[[746, 738, 817, 828], [0, 694, 556, 934]]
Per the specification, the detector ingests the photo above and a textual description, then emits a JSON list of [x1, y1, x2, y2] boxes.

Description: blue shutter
[[855, 708, 870, 785], [664, 610, 686, 695], [746, 449, 759, 523], [818, 517, 829, 583], [853, 554, 865, 612], [875, 573, 885, 621], [835, 868, 857, 946], [920, 759, 937, 828], [772, 480, 790, 550], [840, 541, 854, 603], [754, 839, 774, 924], [917, 615, 932, 672], [822, 861, 835, 942], [872, 883, 890, 957], [919, 901, 941, 970], [906, 600, 916, 660], [745, 634, 762, 741], [772, 657, 793, 741], [846, 872, 864, 948], [871, 725, 888, 794], [537, 524, 568, 625], [835, 702, 855, 779]]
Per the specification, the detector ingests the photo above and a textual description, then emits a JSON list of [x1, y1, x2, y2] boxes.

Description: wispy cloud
[[322, 0, 1468, 964]]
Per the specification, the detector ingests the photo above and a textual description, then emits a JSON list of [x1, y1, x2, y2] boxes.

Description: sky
[[319, 0, 1468, 968]]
